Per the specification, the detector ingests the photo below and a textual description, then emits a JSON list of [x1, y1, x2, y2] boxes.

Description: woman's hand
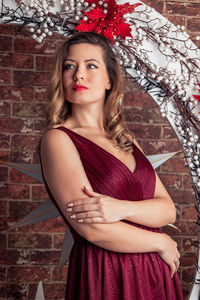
[[157, 233, 180, 278], [66, 186, 125, 223]]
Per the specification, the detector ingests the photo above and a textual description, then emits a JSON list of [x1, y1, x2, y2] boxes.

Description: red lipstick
[[72, 85, 88, 91]]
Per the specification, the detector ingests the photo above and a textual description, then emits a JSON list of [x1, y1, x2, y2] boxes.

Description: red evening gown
[[51, 126, 183, 300]]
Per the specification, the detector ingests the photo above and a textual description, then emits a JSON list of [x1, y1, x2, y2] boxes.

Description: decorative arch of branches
[[1, 0, 200, 298]]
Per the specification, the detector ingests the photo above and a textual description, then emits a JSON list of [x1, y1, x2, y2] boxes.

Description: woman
[[40, 31, 183, 299]]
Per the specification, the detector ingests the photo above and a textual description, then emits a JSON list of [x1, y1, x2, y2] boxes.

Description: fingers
[[170, 262, 176, 278], [69, 210, 101, 220], [67, 203, 99, 213], [83, 186, 102, 196], [171, 257, 180, 278], [67, 197, 98, 208]]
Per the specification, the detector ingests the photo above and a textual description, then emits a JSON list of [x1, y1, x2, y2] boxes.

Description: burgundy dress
[[56, 126, 183, 300]]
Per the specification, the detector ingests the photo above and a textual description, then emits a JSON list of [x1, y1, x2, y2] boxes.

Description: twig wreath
[[1, 0, 200, 298]]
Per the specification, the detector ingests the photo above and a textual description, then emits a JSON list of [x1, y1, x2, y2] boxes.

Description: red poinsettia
[[193, 83, 200, 114], [75, 0, 142, 42]]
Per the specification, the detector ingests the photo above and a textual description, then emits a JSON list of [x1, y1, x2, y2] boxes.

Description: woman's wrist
[[120, 200, 136, 220]]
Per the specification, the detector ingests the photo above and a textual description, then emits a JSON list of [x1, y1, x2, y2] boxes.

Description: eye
[[88, 64, 98, 69], [63, 64, 75, 70]]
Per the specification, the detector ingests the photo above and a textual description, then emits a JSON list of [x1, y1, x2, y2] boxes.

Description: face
[[62, 43, 111, 106]]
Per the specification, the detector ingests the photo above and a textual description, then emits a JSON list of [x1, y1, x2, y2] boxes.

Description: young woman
[[40, 31, 183, 299]]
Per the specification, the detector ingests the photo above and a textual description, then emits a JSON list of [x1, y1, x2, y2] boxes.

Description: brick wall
[[0, 0, 199, 299]]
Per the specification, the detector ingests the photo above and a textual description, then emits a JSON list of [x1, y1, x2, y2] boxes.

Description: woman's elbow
[[168, 202, 177, 224], [80, 223, 105, 243]]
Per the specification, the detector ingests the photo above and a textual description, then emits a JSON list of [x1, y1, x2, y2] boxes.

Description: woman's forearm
[[120, 197, 176, 228], [87, 221, 164, 253]]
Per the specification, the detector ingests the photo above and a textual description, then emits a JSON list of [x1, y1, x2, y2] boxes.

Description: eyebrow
[[64, 58, 100, 64]]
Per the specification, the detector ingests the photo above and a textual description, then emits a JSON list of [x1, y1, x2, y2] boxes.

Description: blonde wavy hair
[[45, 31, 134, 152]]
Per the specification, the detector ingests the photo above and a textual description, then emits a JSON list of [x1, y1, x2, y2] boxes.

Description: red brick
[[9, 168, 38, 183], [181, 252, 197, 267], [181, 206, 197, 220], [142, 0, 164, 13], [166, 2, 186, 15], [8, 266, 50, 282], [12, 53, 34, 69], [0, 150, 9, 162], [123, 107, 143, 123], [0, 53, 11, 67], [43, 283, 66, 299], [0, 249, 29, 265], [0, 24, 14, 35], [52, 265, 68, 281], [8, 184, 30, 199], [35, 87, 48, 102], [176, 220, 197, 236], [34, 119, 47, 133], [182, 285, 191, 299], [182, 268, 196, 284], [8, 220, 32, 234], [30, 250, 60, 265], [161, 156, 187, 173], [0, 86, 34, 101], [14, 38, 56, 54], [163, 126, 177, 139], [32, 185, 50, 200], [0, 282, 28, 299], [183, 174, 193, 189], [0, 233, 6, 248], [0, 36, 12, 51], [10, 151, 32, 163], [13, 70, 50, 86], [142, 140, 181, 154], [0, 266, 6, 281], [0, 183, 8, 199], [123, 91, 146, 107], [29, 283, 66, 299], [33, 151, 41, 164], [0, 69, 11, 84], [53, 234, 65, 249], [0, 201, 7, 217], [8, 233, 52, 248], [0, 133, 10, 149], [0, 118, 33, 133], [12, 102, 46, 117], [0, 101, 10, 116], [0, 216, 10, 231], [143, 108, 168, 124], [0, 166, 8, 181], [183, 237, 198, 252], [11, 134, 41, 151], [168, 189, 196, 204], [187, 17, 200, 32], [159, 174, 182, 188], [36, 55, 54, 71], [166, 15, 186, 26], [31, 217, 66, 233], [9, 201, 38, 218], [127, 124, 162, 139], [13, 24, 34, 37], [185, 3, 200, 17]]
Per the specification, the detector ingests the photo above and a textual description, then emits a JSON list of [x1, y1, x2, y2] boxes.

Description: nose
[[73, 65, 85, 81]]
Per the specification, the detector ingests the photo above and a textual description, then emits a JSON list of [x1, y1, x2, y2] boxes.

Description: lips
[[72, 85, 88, 91]]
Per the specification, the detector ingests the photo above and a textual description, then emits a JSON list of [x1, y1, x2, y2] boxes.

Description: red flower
[[75, 0, 142, 42], [193, 83, 200, 114]]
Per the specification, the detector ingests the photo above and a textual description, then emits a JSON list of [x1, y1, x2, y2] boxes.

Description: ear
[[106, 81, 111, 90]]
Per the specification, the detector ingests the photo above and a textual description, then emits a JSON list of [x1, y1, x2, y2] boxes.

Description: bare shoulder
[[40, 128, 80, 157]]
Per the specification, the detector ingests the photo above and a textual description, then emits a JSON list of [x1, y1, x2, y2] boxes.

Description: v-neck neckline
[[58, 126, 138, 175]]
